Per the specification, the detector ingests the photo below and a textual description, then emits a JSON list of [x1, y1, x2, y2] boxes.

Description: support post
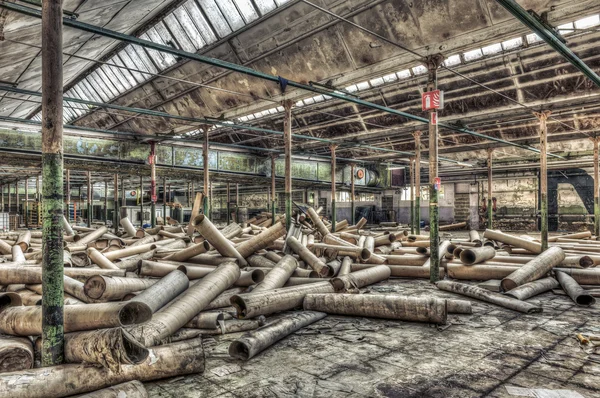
[[139, 176, 144, 227], [412, 131, 422, 235], [283, 99, 293, 231], [409, 157, 415, 234], [104, 180, 108, 224], [535, 111, 551, 251], [7, 183, 10, 214], [271, 155, 277, 223], [16, 181, 19, 220], [350, 163, 356, 225], [594, 137, 599, 238], [236, 183, 239, 222], [25, 177, 29, 228], [162, 177, 167, 224], [202, 126, 210, 218], [1, 185, 3, 212], [426, 54, 444, 283], [113, 174, 119, 233], [87, 171, 92, 227], [150, 142, 157, 228], [65, 169, 70, 222], [330, 144, 338, 232], [227, 182, 231, 225], [41, 0, 64, 366], [487, 148, 494, 230]]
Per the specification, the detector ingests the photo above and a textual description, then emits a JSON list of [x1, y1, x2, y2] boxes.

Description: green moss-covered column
[[409, 158, 414, 234], [113, 174, 119, 233], [413, 131, 422, 235], [594, 137, 599, 238], [150, 143, 157, 228], [24, 178, 29, 228], [41, 0, 64, 366], [202, 126, 210, 218], [426, 54, 443, 283], [487, 148, 494, 230], [86, 171, 92, 227], [283, 100, 293, 231], [139, 176, 144, 227], [104, 181, 108, 224], [536, 111, 551, 251]]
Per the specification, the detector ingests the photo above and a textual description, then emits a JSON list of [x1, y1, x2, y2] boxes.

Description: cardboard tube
[[75, 226, 109, 246], [556, 270, 596, 306], [0, 338, 204, 398], [129, 270, 189, 313], [120, 217, 137, 237], [383, 255, 428, 266], [312, 243, 371, 261], [252, 255, 298, 293], [448, 264, 518, 280], [163, 241, 210, 262], [247, 255, 276, 268], [102, 244, 158, 262], [460, 246, 496, 265], [304, 294, 446, 324], [87, 248, 120, 270], [236, 222, 287, 258], [84, 276, 158, 301], [338, 256, 352, 276], [483, 229, 541, 254], [307, 207, 329, 238], [505, 277, 559, 300], [554, 268, 600, 285], [0, 335, 33, 372], [74, 381, 148, 398], [231, 282, 334, 319], [205, 287, 247, 310], [192, 215, 247, 266], [184, 311, 229, 329], [501, 247, 565, 291], [286, 236, 330, 277], [436, 280, 542, 314], [446, 299, 472, 314], [229, 311, 326, 360], [331, 264, 391, 292]]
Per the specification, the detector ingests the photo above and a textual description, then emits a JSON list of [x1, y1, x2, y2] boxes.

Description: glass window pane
[[253, 0, 276, 15], [370, 77, 384, 87], [110, 56, 137, 89], [443, 55, 461, 67], [526, 33, 542, 44], [198, 0, 232, 37], [481, 43, 502, 56], [575, 14, 599, 29], [164, 14, 196, 53], [501, 37, 522, 50], [146, 24, 178, 66], [174, 7, 206, 50], [95, 68, 120, 97], [80, 80, 103, 103], [86, 73, 111, 102], [130, 44, 158, 75], [140, 32, 174, 70], [356, 81, 370, 90], [101, 65, 126, 93], [463, 49, 483, 62], [233, 0, 259, 24], [382, 73, 397, 83], [118, 48, 146, 84], [183, 0, 217, 44]]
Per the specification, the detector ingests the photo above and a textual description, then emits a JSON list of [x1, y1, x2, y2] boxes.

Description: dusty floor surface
[[144, 276, 600, 398]]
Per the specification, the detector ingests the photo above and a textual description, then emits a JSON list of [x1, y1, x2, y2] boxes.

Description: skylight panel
[[79, 80, 103, 103], [382, 73, 398, 83], [303, 97, 315, 105], [253, 0, 277, 15], [526, 33, 542, 44], [118, 48, 147, 83], [356, 81, 370, 91], [101, 65, 127, 93], [443, 55, 461, 67], [215, 0, 246, 31], [141, 29, 177, 69], [575, 14, 600, 29], [198, 0, 233, 37], [233, 0, 260, 24], [183, 0, 218, 44], [345, 84, 358, 93], [109, 56, 137, 89], [174, 7, 206, 50], [501, 37, 522, 50], [463, 49, 483, 62], [164, 14, 197, 53], [86, 73, 111, 102], [412, 65, 427, 75], [557, 22, 574, 33], [481, 43, 502, 56], [130, 45, 159, 75], [396, 69, 411, 79], [95, 69, 120, 97], [370, 77, 385, 87]]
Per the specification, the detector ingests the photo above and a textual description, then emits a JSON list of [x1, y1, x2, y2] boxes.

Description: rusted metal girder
[[40, 0, 64, 366]]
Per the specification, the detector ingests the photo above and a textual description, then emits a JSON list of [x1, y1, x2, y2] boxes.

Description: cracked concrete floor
[[144, 278, 600, 398]]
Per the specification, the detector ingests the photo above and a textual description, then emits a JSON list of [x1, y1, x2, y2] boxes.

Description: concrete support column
[[162, 177, 167, 223], [150, 142, 157, 228], [330, 144, 338, 232], [104, 181, 108, 224], [409, 157, 415, 234], [113, 174, 119, 233], [227, 182, 231, 225], [487, 148, 494, 230], [25, 178, 29, 228], [36, 176, 40, 202], [15, 181, 19, 218], [593, 137, 599, 237], [236, 183, 239, 222], [535, 111, 551, 251], [426, 54, 444, 283], [350, 163, 356, 225], [41, 0, 65, 366], [139, 176, 144, 227], [202, 126, 210, 218], [412, 131, 422, 234], [87, 172, 92, 227], [283, 99, 293, 230], [7, 184, 10, 214], [271, 155, 277, 223], [65, 169, 70, 222], [1, 185, 3, 212]]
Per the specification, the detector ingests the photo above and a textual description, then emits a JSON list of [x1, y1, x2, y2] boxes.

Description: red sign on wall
[[431, 112, 438, 126], [422, 90, 444, 111]]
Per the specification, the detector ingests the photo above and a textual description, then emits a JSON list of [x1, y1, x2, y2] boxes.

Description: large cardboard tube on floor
[[549, 231, 592, 242], [436, 280, 542, 314], [501, 247, 565, 291], [120, 217, 137, 237], [191, 215, 247, 266], [247, 255, 276, 268], [338, 256, 352, 276], [331, 264, 391, 292], [184, 311, 229, 329], [304, 294, 447, 324], [312, 243, 371, 261], [129, 270, 189, 313], [307, 207, 329, 238], [236, 222, 287, 258], [460, 246, 496, 265], [505, 277, 559, 300], [0, 266, 42, 285], [163, 241, 210, 262], [0, 239, 11, 255], [0, 335, 33, 372], [73, 380, 148, 398], [229, 311, 327, 360], [447, 264, 519, 280], [556, 270, 597, 306], [64, 328, 149, 371], [350, 263, 445, 278], [102, 244, 158, 262], [16, 231, 31, 252], [84, 276, 158, 301], [383, 255, 428, 266], [76, 226, 108, 246], [64, 268, 126, 281], [127, 262, 240, 346], [62, 216, 75, 237], [483, 229, 541, 254], [205, 287, 247, 310], [469, 230, 482, 245], [87, 248, 120, 270], [447, 299, 472, 314], [234, 269, 265, 287], [554, 268, 600, 285], [0, 338, 204, 398], [0, 302, 152, 336], [11, 245, 26, 264], [286, 236, 330, 277], [231, 282, 335, 319], [251, 255, 298, 293]]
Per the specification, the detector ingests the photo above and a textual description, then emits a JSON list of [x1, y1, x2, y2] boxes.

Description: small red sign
[[422, 90, 444, 111], [431, 112, 438, 126], [434, 177, 441, 191], [151, 194, 157, 202], [130, 191, 136, 197], [148, 155, 155, 165]]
